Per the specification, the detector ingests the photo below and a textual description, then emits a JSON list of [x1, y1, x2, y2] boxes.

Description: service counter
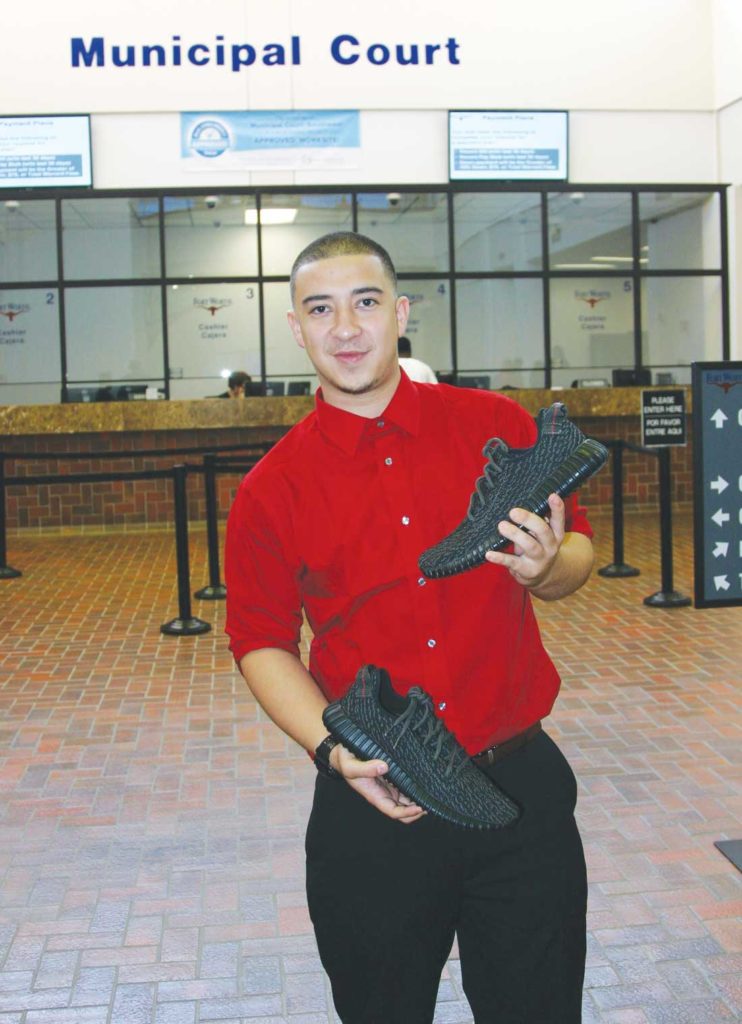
[[0, 388, 693, 532]]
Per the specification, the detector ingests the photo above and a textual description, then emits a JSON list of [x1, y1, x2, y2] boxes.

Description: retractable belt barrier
[[0, 442, 273, 633], [595, 438, 690, 608], [0, 437, 691, 619]]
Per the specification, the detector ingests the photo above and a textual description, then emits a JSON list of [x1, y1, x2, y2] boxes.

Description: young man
[[225, 232, 594, 1024]]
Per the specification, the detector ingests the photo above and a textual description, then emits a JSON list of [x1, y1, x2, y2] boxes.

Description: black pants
[[305, 730, 587, 1024]]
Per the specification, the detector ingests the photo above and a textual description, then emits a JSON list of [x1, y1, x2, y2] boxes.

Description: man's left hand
[[484, 492, 564, 589]]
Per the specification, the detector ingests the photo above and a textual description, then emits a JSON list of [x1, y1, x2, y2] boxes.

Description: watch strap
[[314, 734, 341, 778]]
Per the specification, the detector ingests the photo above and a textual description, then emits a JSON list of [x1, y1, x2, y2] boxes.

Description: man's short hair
[[290, 231, 398, 302], [228, 370, 251, 390], [397, 336, 412, 357]]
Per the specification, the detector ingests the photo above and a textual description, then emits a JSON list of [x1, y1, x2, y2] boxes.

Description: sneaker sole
[[322, 703, 520, 830], [420, 437, 609, 579]]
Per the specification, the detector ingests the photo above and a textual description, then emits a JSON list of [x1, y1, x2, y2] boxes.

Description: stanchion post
[[0, 454, 22, 579], [194, 453, 227, 600], [161, 464, 211, 635], [643, 446, 691, 608], [598, 440, 640, 578]]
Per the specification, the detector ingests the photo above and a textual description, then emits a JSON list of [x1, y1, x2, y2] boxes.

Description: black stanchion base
[[194, 584, 227, 600], [643, 590, 692, 609], [598, 564, 640, 578], [160, 616, 212, 636], [0, 565, 22, 579]]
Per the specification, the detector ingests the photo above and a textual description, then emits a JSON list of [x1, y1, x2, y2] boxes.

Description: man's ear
[[287, 309, 306, 350], [395, 294, 410, 336]]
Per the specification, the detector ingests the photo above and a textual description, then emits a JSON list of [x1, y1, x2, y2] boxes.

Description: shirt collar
[[314, 369, 421, 455]]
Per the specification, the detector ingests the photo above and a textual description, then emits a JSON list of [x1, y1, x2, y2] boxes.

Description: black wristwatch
[[314, 734, 341, 778]]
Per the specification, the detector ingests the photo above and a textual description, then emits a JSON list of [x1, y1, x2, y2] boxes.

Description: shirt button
[[377, 420, 385, 428], [417, 577, 426, 586], [385, 457, 393, 466], [438, 701, 447, 712], [401, 516, 410, 526], [427, 638, 436, 648]]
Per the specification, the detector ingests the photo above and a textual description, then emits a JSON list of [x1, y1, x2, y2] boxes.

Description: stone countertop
[[0, 387, 691, 437]]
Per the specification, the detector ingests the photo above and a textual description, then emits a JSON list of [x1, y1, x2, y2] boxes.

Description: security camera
[[205, 195, 219, 210], [387, 192, 402, 207]]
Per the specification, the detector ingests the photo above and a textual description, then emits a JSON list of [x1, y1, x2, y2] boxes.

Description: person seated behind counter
[[397, 335, 438, 384], [218, 371, 252, 398]]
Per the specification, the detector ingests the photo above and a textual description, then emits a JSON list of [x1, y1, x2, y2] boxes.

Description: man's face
[[288, 253, 409, 410]]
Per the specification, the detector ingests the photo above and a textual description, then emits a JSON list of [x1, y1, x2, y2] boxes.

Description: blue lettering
[[291, 35, 301, 64], [263, 43, 286, 66], [446, 38, 460, 64], [396, 44, 419, 65], [142, 44, 166, 66], [112, 45, 135, 67], [331, 34, 359, 65], [188, 44, 209, 66], [231, 44, 256, 70], [368, 43, 390, 65], [215, 35, 225, 65], [70, 37, 104, 67]]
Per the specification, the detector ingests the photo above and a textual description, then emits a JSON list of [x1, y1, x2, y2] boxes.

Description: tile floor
[[0, 510, 740, 1024]]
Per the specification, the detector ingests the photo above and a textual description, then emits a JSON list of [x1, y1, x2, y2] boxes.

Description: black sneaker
[[418, 402, 608, 579], [322, 665, 520, 830]]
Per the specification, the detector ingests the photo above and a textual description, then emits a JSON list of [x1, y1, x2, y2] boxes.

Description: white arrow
[[710, 409, 728, 428], [711, 508, 730, 527], [713, 541, 729, 558], [714, 575, 730, 592], [710, 475, 729, 494]]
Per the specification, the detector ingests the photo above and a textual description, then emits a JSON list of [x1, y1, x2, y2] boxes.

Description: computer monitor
[[612, 368, 651, 387], [287, 381, 311, 396], [265, 381, 285, 396], [457, 375, 490, 390]]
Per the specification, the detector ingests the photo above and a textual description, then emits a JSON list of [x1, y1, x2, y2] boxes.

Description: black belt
[[472, 721, 542, 767]]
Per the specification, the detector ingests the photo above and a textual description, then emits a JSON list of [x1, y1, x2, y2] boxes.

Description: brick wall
[[3, 427, 287, 531], [2, 416, 693, 532]]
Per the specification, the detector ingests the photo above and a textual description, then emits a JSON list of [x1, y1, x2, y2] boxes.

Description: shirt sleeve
[[224, 470, 304, 665]]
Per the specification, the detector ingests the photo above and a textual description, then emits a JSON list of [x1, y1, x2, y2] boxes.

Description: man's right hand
[[331, 744, 426, 824]]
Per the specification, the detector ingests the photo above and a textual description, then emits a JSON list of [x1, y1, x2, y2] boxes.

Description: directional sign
[[641, 388, 687, 447], [692, 361, 742, 608]]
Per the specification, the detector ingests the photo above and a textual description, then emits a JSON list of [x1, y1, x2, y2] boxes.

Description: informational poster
[[691, 361, 742, 608], [641, 389, 686, 447], [449, 111, 568, 181], [180, 110, 360, 172], [0, 116, 92, 188]]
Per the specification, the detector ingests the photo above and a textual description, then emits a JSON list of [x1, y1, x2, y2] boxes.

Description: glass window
[[62, 198, 161, 279], [639, 191, 721, 270], [65, 285, 164, 383], [548, 192, 633, 272], [0, 200, 57, 282], [166, 282, 261, 400], [357, 193, 449, 272], [0, 288, 61, 392], [454, 192, 542, 272], [260, 194, 352, 277], [642, 276, 722, 385], [549, 277, 635, 386], [398, 279, 451, 373], [164, 194, 259, 278], [262, 281, 315, 379], [456, 279, 545, 388]]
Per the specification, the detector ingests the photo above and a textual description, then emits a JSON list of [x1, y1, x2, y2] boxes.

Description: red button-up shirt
[[225, 372, 593, 754]]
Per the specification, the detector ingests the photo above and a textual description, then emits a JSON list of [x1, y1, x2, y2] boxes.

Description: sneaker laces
[[387, 690, 470, 778], [467, 438, 508, 521]]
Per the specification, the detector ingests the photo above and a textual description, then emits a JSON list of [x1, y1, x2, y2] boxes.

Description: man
[[225, 232, 594, 1023], [218, 370, 252, 398], [398, 334, 438, 384]]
